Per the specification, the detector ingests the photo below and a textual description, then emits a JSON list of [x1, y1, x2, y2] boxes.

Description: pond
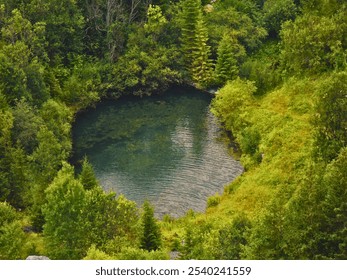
[[72, 87, 243, 218]]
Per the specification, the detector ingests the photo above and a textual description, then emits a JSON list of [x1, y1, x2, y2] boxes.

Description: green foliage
[[179, 220, 215, 259], [211, 78, 256, 134], [43, 162, 87, 259], [238, 126, 262, 169], [29, 125, 67, 230], [0, 109, 29, 208], [0, 220, 27, 259], [84, 191, 139, 255], [145, 5, 168, 36], [282, 147, 347, 260], [60, 57, 102, 110], [240, 41, 281, 95], [280, 11, 347, 75], [214, 33, 245, 86], [42, 162, 140, 259], [30, 126, 65, 186], [40, 99, 72, 154], [214, 214, 251, 259], [205, 3, 267, 54], [0, 9, 50, 106], [140, 200, 162, 251], [319, 147, 347, 259], [0, 110, 14, 202], [262, 0, 297, 38], [314, 71, 347, 161], [179, 0, 213, 87], [242, 189, 292, 259], [11, 99, 43, 153], [0, 202, 27, 259], [109, 35, 181, 97], [83, 245, 114, 260], [0, 201, 17, 225], [117, 247, 169, 260], [22, 0, 84, 65], [207, 193, 221, 208], [79, 157, 98, 190], [0, 0, 346, 261]]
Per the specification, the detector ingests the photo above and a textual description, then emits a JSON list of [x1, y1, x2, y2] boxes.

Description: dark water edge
[[71, 87, 243, 218]]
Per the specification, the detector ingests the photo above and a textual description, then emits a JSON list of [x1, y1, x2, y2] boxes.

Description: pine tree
[[179, 0, 212, 87], [214, 33, 239, 86], [180, 0, 201, 67], [79, 156, 98, 190], [140, 200, 162, 251], [191, 17, 213, 87]]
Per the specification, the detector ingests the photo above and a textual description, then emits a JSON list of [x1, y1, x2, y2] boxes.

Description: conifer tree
[[140, 200, 162, 251], [79, 157, 98, 190], [179, 0, 212, 87], [214, 33, 239, 86], [180, 0, 201, 67], [191, 17, 213, 87]]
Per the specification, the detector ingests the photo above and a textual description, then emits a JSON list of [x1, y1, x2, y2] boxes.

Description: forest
[[0, 0, 346, 260]]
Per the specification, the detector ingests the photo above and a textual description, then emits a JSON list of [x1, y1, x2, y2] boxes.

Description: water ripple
[[72, 89, 243, 218]]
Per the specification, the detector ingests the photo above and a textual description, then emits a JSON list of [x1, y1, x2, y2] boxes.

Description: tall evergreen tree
[[79, 156, 98, 190], [179, 0, 201, 66], [191, 17, 213, 87], [140, 200, 162, 251], [214, 33, 239, 86], [179, 0, 212, 87]]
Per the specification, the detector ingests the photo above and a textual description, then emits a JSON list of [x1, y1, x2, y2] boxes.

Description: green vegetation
[[0, 0, 346, 260]]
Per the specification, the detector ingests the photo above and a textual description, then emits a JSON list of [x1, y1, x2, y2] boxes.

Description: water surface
[[72, 88, 243, 218]]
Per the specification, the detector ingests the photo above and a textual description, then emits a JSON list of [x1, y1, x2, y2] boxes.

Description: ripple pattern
[[72, 88, 243, 218]]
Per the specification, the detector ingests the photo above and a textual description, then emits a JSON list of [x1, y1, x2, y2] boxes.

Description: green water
[[72, 88, 243, 218]]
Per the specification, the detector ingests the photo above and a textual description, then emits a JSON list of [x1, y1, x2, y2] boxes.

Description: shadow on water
[[72, 87, 243, 218]]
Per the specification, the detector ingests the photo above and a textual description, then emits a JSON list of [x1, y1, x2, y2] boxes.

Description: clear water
[[72, 88, 243, 218]]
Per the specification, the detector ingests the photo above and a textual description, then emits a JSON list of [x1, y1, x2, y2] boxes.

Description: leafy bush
[[314, 71, 347, 161], [280, 12, 347, 75], [211, 78, 256, 134], [207, 193, 221, 208]]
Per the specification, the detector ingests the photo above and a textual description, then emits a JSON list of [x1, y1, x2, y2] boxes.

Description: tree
[[40, 99, 72, 154], [314, 71, 347, 161], [0, 9, 50, 106], [179, 0, 212, 87], [205, 3, 267, 54], [22, 0, 84, 65], [11, 99, 43, 153], [214, 214, 251, 259], [283, 148, 347, 259], [190, 17, 213, 87], [214, 33, 244, 86], [0, 110, 14, 203], [43, 162, 140, 259], [79, 157, 98, 190], [29, 126, 66, 230], [144, 4, 167, 37], [262, 0, 297, 38], [211, 78, 256, 134], [280, 11, 346, 75], [0, 202, 27, 259], [42, 162, 87, 259], [242, 189, 292, 259], [319, 147, 347, 259], [140, 200, 161, 251]]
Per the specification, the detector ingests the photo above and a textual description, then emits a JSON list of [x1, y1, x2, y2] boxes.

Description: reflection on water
[[72, 88, 243, 218]]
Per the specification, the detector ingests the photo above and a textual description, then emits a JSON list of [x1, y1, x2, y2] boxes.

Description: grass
[[161, 75, 323, 252]]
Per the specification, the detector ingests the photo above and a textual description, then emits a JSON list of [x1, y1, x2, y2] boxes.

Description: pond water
[[72, 88, 243, 218]]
